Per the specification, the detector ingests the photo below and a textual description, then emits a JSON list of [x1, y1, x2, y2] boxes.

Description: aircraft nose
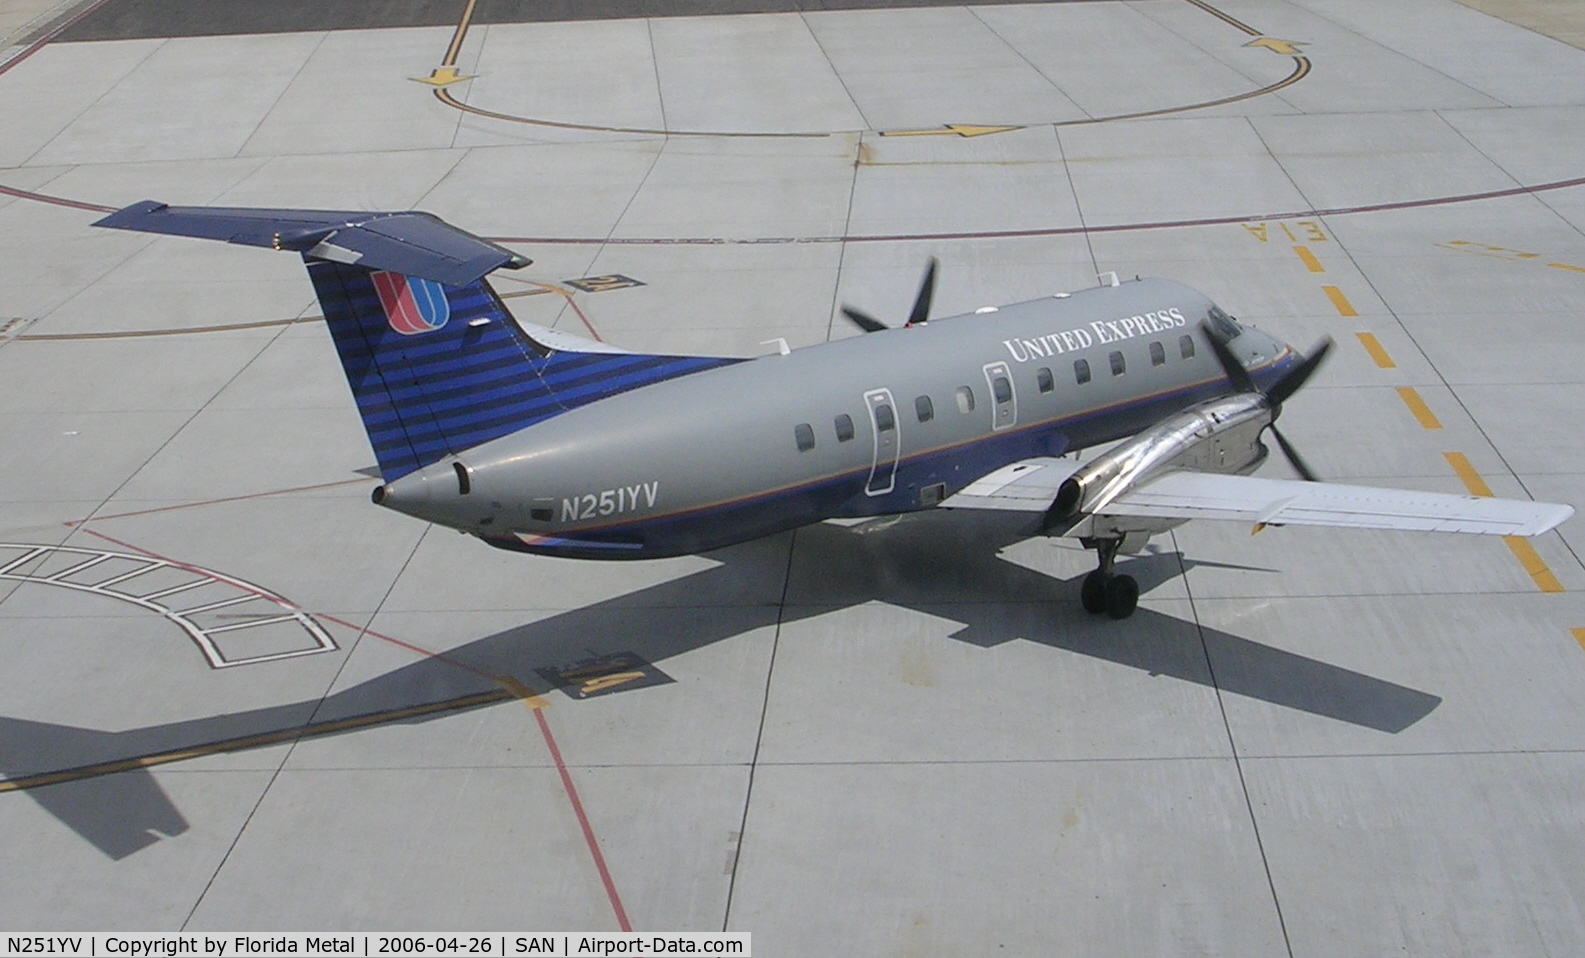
[[1253, 328, 1298, 365], [1284, 335, 1315, 370]]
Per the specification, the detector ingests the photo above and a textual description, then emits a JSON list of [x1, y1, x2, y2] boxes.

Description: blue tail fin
[[307, 261, 738, 481], [92, 201, 741, 482]]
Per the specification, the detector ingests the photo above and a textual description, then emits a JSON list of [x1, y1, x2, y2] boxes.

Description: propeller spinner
[[1203, 322, 1333, 482]]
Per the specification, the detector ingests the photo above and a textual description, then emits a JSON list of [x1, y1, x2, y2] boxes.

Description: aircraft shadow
[[0, 515, 1439, 858]]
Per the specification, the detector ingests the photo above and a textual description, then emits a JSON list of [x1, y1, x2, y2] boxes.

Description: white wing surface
[[939, 458, 1085, 512], [942, 460, 1573, 536], [1106, 471, 1571, 536]]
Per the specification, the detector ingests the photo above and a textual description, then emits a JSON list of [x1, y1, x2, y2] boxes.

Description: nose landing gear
[[1079, 537, 1139, 619]]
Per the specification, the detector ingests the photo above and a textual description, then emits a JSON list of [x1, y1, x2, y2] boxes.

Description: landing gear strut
[[1079, 537, 1138, 619]]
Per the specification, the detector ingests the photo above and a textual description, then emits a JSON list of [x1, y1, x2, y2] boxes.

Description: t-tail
[[95, 201, 739, 481]]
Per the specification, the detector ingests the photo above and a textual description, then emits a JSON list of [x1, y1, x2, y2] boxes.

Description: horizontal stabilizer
[[94, 200, 530, 286]]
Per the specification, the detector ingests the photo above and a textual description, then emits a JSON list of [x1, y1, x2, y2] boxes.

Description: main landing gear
[[1079, 537, 1138, 620]]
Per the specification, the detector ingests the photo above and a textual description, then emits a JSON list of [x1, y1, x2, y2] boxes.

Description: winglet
[[94, 201, 531, 287]]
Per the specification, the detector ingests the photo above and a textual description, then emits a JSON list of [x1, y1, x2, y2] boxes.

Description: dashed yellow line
[[1572, 627, 1585, 651], [1444, 452, 1565, 593], [1444, 451, 1492, 495], [1507, 538, 1566, 593], [1356, 332, 1396, 368], [1293, 246, 1325, 272], [1440, 240, 1585, 274], [1323, 285, 1358, 317], [1397, 387, 1442, 429]]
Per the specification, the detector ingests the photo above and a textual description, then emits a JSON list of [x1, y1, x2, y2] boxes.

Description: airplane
[[94, 201, 1573, 620]]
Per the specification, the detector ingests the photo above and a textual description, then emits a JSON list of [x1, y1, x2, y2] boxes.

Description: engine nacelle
[[1047, 393, 1273, 537]]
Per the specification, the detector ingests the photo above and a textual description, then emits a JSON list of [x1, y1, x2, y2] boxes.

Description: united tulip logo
[[372, 270, 451, 335]]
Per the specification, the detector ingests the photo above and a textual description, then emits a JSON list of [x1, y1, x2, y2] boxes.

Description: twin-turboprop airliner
[[96, 201, 1572, 619]]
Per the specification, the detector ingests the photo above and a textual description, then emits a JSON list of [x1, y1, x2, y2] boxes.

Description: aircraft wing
[[942, 460, 1573, 536], [938, 457, 1087, 512]]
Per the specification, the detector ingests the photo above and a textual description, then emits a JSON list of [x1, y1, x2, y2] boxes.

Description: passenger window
[[1074, 359, 1091, 385], [1036, 367, 1054, 393], [794, 423, 815, 452], [1180, 334, 1195, 359], [992, 376, 1012, 403], [915, 395, 934, 422], [1109, 351, 1126, 376], [835, 414, 855, 442], [875, 403, 896, 432], [1150, 341, 1166, 366], [956, 386, 976, 413]]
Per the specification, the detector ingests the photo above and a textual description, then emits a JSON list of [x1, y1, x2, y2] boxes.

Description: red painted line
[[9, 170, 1583, 254], [534, 706, 633, 931], [0, 183, 115, 213], [66, 477, 368, 525], [317, 612, 631, 929], [78, 528, 495, 680], [0, 0, 120, 78], [526, 282, 604, 343], [484, 175, 1585, 247], [69, 524, 627, 928], [314, 611, 503, 683], [564, 296, 604, 343], [77, 527, 293, 607], [75, 531, 479, 681]]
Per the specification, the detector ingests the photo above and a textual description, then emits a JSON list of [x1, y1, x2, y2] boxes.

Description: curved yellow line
[[428, 0, 1312, 138]]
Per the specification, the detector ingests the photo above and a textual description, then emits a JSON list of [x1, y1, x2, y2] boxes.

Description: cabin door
[[982, 361, 1017, 431], [864, 388, 900, 495]]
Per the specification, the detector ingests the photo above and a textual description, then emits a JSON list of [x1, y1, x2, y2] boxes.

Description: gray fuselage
[[378, 278, 1296, 558]]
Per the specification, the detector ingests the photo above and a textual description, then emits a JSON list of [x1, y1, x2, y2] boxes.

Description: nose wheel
[[1079, 538, 1139, 619]]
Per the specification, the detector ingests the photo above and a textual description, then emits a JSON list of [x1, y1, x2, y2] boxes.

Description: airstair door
[[864, 388, 900, 495]]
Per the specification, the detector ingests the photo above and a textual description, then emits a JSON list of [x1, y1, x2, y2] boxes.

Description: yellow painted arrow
[[411, 66, 474, 87], [879, 124, 1023, 139], [1244, 37, 1306, 55]]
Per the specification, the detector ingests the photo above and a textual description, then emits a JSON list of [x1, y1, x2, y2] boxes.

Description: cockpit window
[[1206, 305, 1243, 343]]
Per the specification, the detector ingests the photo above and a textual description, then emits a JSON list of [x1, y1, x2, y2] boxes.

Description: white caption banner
[[1, 935, 751, 958]]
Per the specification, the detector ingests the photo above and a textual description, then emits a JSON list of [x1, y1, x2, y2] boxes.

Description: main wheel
[[1080, 570, 1109, 614], [1104, 574, 1139, 620]]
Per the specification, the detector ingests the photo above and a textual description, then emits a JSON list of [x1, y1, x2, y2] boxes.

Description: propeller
[[841, 258, 938, 333], [1203, 322, 1333, 482]]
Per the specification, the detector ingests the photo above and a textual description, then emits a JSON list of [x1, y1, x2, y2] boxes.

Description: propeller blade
[[1270, 424, 1320, 482], [906, 258, 938, 327], [1266, 336, 1334, 407], [1201, 321, 1257, 393], [841, 306, 889, 334]]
